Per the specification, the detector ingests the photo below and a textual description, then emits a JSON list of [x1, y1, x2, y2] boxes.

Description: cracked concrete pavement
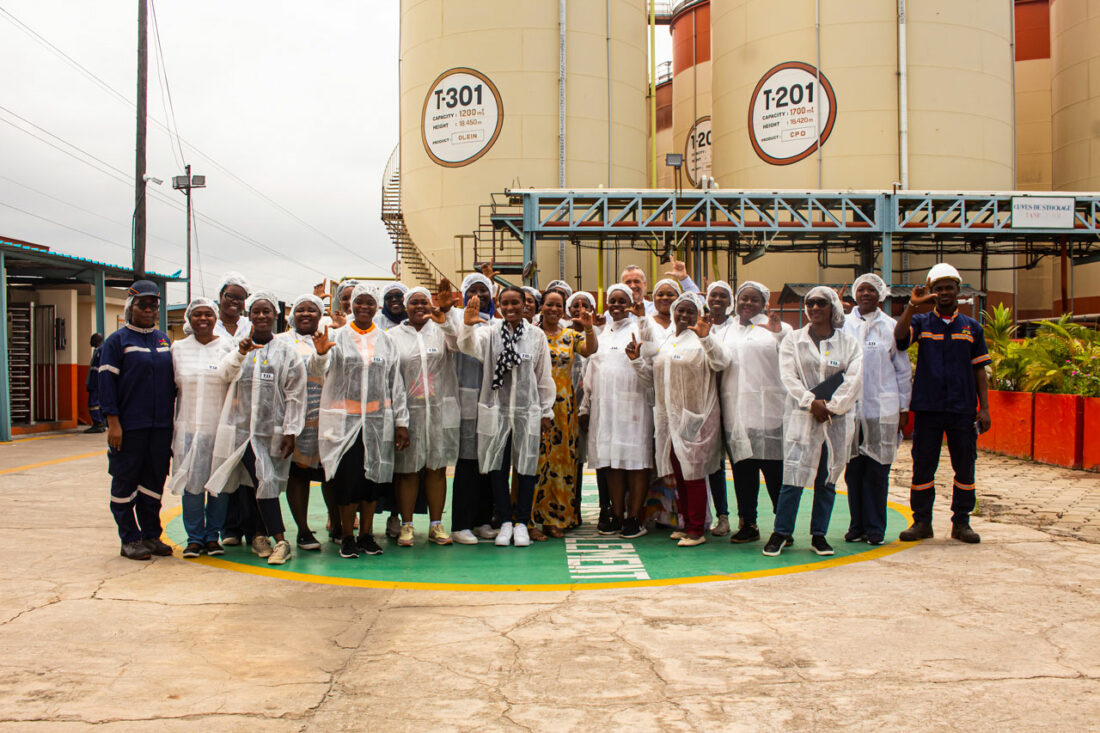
[[0, 432, 1097, 731]]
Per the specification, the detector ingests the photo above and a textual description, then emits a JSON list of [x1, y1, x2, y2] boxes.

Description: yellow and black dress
[[533, 328, 585, 529]]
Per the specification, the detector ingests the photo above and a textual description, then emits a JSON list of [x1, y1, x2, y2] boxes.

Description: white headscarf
[[245, 290, 278, 314], [735, 280, 770, 305], [671, 291, 703, 315], [521, 286, 542, 307], [335, 279, 359, 304], [218, 271, 251, 297], [851, 273, 889, 302], [605, 283, 634, 310], [379, 282, 409, 300], [566, 291, 595, 312], [461, 272, 492, 296], [403, 286, 432, 307], [652, 278, 683, 298], [546, 280, 573, 298], [803, 285, 845, 328], [183, 297, 218, 336], [706, 281, 734, 315], [350, 283, 378, 306], [289, 294, 325, 331]]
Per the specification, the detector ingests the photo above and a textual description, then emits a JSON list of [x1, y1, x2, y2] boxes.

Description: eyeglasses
[[221, 293, 245, 304], [805, 298, 830, 308]]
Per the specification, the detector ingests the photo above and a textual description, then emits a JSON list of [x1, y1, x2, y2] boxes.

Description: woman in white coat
[[764, 286, 863, 558], [842, 273, 912, 546], [704, 280, 735, 536], [458, 286, 556, 547], [389, 286, 462, 547], [636, 278, 681, 345], [169, 297, 236, 558], [206, 292, 308, 566], [720, 281, 792, 545], [631, 292, 730, 546]]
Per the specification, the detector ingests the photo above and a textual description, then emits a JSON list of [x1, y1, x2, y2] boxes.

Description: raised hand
[[331, 310, 346, 329], [576, 310, 594, 330], [688, 313, 711, 339], [312, 326, 334, 355], [630, 298, 645, 318], [594, 313, 607, 328], [437, 278, 456, 312], [479, 262, 501, 282], [238, 337, 261, 355], [764, 310, 783, 333], [662, 256, 689, 281], [625, 333, 641, 361], [463, 295, 484, 326], [313, 280, 327, 297], [910, 284, 936, 306]]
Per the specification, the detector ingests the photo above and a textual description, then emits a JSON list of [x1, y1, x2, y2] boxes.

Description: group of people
[[97, 257, 991, 565]]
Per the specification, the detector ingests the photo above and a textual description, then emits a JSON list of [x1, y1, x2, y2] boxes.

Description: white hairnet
[[403, 286, 432, 307], [804, 285, 845, 328], [245, 290, 278, 314], [335, 279, 359, 302], [218, 271, 251, 297], [546, 280, 573, 297], [289, 293, 324, 331], [653, 278, 683, 297], [350, 283, 378, 306], [605, 283, 634, 307], [566, 291, 595, 311], [852, 273, 889, 302], [671, 291, 703, 315], [521, 286, 542, 306], [380, 282, 409, 300], [461, 272, 492, 295], [926, 262, 962, 285], [706, 281, 734, 314], [736, 281, 770, 305], [183, 297, 218, 335]]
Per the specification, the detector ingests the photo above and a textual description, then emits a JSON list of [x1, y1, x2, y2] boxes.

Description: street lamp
[[665, 153, 683, 194], [172, 165, 205, 301]]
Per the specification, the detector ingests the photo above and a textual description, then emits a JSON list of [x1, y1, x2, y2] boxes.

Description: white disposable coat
[[585, 317, 655, 470], [168, 335, 235, 495], [277, 330, 326, 469], [205, 337, 308, 498], [448, 309, 489, 461], [842, 308, 913, 465], [778, 326, 863, 487], [457, 319, 556, 476], [720, 315, 792, 462], [315, 324, 408, 484], [651, 329, 730, 481], [637, 313, 674, 347], [387, 319, 461, 473]]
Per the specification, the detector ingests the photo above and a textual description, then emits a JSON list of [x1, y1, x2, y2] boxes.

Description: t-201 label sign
[[684, 115, 711, 187], [748, 61, 836, 166], [421, 67, 503, 168]]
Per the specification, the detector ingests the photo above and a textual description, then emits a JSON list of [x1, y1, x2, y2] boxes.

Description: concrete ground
[[0, 432, 1097, 732]]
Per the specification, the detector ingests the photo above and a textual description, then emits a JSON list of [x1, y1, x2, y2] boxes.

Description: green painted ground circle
[[165, 476, 913, 590]]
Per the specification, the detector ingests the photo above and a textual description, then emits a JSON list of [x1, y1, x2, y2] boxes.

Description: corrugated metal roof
[[0, 240, 182, 280]]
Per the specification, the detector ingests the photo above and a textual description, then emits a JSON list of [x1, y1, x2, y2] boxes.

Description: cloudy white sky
[[1, 1, 671, 303]]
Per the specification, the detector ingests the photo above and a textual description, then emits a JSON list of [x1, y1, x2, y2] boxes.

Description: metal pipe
[[897, 0, 909, 190], [0, 250, 10, 441], [649, 0, 658, 283], [1009, 0, 1018, 317], [815, 0, 823, 190], [559, 0, 567, 279], [606, 0, 612, 187]]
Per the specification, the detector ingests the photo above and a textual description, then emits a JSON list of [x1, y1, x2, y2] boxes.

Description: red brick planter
[[981, 390, 1034, 460], [1033, 393, 1084, 469], [1083, 397, 1100, 472]]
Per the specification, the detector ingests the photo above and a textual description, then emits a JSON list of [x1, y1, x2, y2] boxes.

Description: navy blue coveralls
[[98, 325, 176, 544], [897, 310, 991, 525], [86, 345, 103, 425]]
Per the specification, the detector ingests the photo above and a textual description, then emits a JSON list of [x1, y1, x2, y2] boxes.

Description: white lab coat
[[315, 324, 408, 484], [205, 338, 308, 498], [213, 316, 250, 342], [584, 317, 655, 471], [277, 330, 327, 469], [842, 308, 913, 465], [720, 315, 792, 463], [387, 319, 461, 473], [637, 313, 675, 346], [448, 309, 488, 461], [457, 319, 556, 476], [651, 329, 730, 481], [778, 326, 863, 487], [167, 335, 235, 495]]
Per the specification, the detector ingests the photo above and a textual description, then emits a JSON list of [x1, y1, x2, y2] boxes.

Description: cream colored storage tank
[[647, 73, 675, 188], [1051, 0, 1100, 314], [400, 0, 647, 284], [710, 0, 1015, 299], [671, 0, 713, 188]]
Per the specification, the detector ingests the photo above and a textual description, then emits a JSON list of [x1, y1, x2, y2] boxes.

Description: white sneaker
[[513, 524, 531, 547], [385, 514, 401, 539], [267, 540, 292, 564], [495, 522, 514, 546], [711, 515, 730, 536], [452, 529, 479, 545], [250, 535, 273, 558], [474, 524, 499, 540]]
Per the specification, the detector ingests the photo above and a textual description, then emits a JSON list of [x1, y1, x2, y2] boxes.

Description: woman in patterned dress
[[532, 288, 597, 538]]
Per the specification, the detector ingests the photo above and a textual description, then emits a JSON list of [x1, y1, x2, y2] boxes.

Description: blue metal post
[[0, 251, 11, 442], [94, 270, 106, 336], [523, 194, 538, 287], [158, 279, 168, 331], [880, 193, 894, 311]]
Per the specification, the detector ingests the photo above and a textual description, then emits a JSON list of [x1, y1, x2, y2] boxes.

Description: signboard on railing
[[1011, 197, 1075, 229]]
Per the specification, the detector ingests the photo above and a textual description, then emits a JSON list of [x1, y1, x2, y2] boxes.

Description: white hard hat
[[926, 263, 961, 285]]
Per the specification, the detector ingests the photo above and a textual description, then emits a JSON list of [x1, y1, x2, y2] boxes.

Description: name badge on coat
[[826, 359, 840, 368]]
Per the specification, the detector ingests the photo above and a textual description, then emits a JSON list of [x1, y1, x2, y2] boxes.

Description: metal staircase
[[380, 144, 446, 288]]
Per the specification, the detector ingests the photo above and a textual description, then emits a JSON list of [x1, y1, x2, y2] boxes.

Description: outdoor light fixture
[[665, 153, 683, 167], [743, 242, 768, 264], [143, 174, 163, 185]]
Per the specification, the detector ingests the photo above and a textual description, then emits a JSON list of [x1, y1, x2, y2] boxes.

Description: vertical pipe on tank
[[1009, 0, 1016, 313], [601, 0, 611, 297], [814, 0, 823, 190], [649, 0, 658, 283], [897, 0, 909, 190], [558, 0, 567, 278]]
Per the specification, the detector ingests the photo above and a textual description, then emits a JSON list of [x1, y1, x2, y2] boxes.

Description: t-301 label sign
[[421, 67, 503, 168]]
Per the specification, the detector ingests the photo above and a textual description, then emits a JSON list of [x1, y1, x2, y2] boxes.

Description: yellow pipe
[[649, 0, 658, 284], [597, 238, 605, 310]]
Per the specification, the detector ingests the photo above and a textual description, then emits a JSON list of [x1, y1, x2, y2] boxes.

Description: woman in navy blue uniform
[[98, 280, 176, 561]]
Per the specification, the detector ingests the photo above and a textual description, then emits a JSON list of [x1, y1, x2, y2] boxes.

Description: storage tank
[[648, 73, 675, 188], [671, 0, 713, 188], [1050, 0, 1100, 314], [399, 0, 648, 285], [710, 0, 1015, 299]]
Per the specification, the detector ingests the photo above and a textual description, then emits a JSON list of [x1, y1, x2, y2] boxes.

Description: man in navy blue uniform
[[98, 281, 176, 560], [894, 263, 991, 544], [84, 333, 106, 433]]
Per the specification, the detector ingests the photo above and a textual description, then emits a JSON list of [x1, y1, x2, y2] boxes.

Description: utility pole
[[173, 167, 205, 302], [133, 0, 148, 277]]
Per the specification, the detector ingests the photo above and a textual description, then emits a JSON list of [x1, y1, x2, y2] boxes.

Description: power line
[[148, 0, 185, 169]]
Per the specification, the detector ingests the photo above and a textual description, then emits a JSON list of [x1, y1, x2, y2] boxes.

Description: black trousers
[[107, 427, 172, 544], [910, 410, 977, 525], [451, 458, 494, 531], [844, 454, 890, 541], [238, 445, 286, 538], [731, 458, 783, 525], [489, 438, 535, 525]]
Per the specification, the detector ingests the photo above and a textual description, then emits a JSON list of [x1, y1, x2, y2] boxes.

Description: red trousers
[[670, 449, 707, 537]]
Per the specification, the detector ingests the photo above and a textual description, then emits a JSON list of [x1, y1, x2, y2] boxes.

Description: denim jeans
[[773, 444, 836, 537], [181, 491, 230, 545]]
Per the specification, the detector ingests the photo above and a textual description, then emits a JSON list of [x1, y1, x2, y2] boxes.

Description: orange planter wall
[[1033, 393, 1084, 469], [983, 390, 1034, 459], [1083, 398, 1100, 472]]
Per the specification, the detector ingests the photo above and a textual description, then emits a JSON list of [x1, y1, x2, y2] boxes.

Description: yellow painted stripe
[[0, 450, 105, 476], [13, 432, 83, 443], [160, 499, 921, 593]]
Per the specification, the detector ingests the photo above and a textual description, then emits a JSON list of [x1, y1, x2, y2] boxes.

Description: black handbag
[[810, 371, 845, 401]]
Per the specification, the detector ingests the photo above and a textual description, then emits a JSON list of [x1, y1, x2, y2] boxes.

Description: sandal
[[543, 525, 565, 539], [528, 526, 548, 542]]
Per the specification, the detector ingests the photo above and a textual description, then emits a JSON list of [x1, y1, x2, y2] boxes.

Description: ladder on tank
[[380, 144, 447, 289]]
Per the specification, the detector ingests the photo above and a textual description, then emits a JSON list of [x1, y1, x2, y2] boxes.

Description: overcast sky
[[1, 1, 671, 304]]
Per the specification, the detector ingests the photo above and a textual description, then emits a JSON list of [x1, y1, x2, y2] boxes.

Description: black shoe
[[762, 532, 788, 557], [598, 515, 622, 536], [951, 523, 981, 544], [143, 537, 173, 556], [899, 521, 934, 541], [866, 536, 885, 546], [297, 531, 322, 551], [729, 523, 761, 544], [120, 541, 152, 561], [357, 534, 384, 555], [619, 517, 647, 539], [84, 425, 106, 434], [182, 543, 202, 558], [811, 535, 834, 556], [204, 541, 225, 556], [596, 508, 613, 534], [784, 536, 794, 547], [844, 529, 866, 543], [339, 536, 360, 558]]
